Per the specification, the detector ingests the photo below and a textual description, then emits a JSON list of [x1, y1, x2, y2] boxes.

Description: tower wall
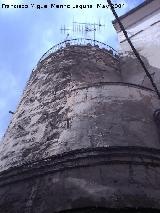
[[0, 45, 121, 170], [0, 44, 160, 212]]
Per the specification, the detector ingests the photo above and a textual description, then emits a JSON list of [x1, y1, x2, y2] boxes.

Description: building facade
[[113, 0, 160, 90], [0, 0, 160, 212]]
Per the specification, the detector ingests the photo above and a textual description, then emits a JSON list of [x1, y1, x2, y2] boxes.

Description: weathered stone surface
[[0, 44, 160, 212], [0, 157, 160, 212], [0, 45, 121, 170]]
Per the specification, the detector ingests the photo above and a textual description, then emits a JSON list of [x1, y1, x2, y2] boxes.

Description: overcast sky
[[0, 0, 144, 140]]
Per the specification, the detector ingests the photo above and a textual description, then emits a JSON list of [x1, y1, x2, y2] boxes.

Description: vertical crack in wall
[[25, 179, 40, 213]]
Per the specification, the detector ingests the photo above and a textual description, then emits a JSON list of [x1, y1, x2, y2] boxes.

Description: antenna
[[60, 19, 105, 45], [72, 20, 105, 45], [60, 24, 72, 34], [65, 33, 70, 40]]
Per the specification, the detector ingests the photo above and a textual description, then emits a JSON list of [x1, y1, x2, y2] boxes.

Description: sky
[[0, 0, 144, 140]]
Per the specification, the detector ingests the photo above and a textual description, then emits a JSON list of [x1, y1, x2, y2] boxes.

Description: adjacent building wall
[[113, 0, 160, 90]]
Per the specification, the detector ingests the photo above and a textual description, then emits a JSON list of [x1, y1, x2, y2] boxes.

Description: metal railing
[[37, 38, 119, 65]]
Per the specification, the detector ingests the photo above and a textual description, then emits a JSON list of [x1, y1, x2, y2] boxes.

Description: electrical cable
[[107, 0, 160, 99]]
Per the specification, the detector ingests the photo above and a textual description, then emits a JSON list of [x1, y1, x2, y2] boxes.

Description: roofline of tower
[[33, 38, 119, 71]]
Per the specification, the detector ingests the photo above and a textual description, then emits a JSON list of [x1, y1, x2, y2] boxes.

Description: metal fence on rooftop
[[38, 38, 119, 63]]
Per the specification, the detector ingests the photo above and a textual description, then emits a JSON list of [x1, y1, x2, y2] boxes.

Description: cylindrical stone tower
[[0, 39, 160, 212]]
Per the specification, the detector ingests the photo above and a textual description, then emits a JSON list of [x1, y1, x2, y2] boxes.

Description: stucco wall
[[118, 8, 160, 69], [1, 160, 160, 212], [0, 45, 160, 172], [0, 45, 121, 171], [0, 44, 160, 212], [114, 2, 160, 91]]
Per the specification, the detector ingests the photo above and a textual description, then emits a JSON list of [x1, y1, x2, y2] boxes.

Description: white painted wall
[[118, 8, 160, 69]]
